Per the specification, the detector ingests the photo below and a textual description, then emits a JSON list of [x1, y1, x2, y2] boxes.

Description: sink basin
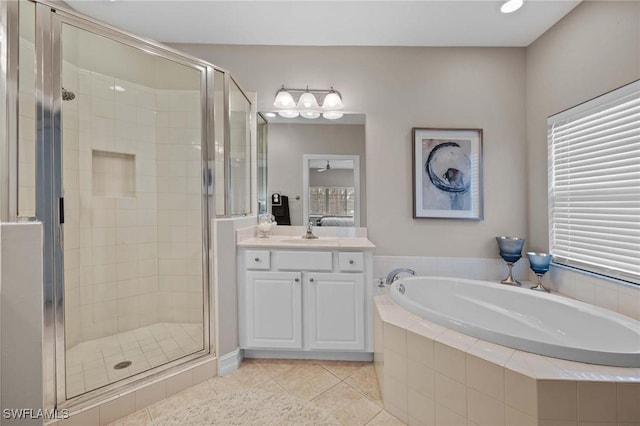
[[281, 238, 338, 245]]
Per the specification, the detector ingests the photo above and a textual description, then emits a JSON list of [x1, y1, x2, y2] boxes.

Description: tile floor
[[108, 359, 405, 425], [66, 323, 203, 398]]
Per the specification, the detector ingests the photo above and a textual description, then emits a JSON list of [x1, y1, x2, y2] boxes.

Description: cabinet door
[[245, 271, 302, 349], [306, 272, 365, 350]]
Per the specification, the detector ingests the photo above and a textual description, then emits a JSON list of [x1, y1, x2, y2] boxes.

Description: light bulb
[[300, 110, 320, 119], [501, 0, 523, 14], [322, 111, 343, 120]]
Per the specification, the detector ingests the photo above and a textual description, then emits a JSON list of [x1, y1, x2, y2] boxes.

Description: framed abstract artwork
[[412, 128, 483, 220]]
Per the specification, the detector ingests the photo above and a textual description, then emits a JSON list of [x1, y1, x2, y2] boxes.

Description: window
[[548, 80, 640, 284], [309, 186, 355, 217]]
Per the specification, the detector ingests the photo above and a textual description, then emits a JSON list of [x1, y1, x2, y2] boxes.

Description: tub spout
[[385, 268, 416, 285]]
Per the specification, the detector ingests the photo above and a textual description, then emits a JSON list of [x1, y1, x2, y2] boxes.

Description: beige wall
[[268, 123, 366, 226], [525, 1, 640, 252], [170, 44, 528, 257]]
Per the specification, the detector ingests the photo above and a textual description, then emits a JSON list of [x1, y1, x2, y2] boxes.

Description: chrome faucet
[[302, 221, 318, 239], [385, 268, 416, 285]]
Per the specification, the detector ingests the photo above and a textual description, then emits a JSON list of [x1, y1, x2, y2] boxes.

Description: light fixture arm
[[277, 86, 342, 98]]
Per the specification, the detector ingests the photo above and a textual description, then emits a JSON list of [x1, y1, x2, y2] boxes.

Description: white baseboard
[[243, 350, 373, 361], [218, 347, 243, 376]]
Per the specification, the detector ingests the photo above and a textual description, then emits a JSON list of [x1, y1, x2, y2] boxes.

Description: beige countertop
[[237, 235, 376, 250]]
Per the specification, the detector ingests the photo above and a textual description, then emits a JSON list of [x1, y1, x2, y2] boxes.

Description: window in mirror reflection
[[310, 187, 355, 222]]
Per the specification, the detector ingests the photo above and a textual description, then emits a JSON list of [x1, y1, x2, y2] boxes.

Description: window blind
[[548, 80, 640, 284]]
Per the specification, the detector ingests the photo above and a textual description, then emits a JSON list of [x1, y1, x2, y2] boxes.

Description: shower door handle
[[58, 197, 64, 224]]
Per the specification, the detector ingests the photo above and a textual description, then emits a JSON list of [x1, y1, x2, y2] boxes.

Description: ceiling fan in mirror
[[317, 161, 331, 172]]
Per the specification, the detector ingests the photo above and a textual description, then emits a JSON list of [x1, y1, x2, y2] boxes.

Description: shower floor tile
[[65, 322, 203, 398]]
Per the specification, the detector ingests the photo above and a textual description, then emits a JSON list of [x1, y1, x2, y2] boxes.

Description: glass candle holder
[[527, 252, 553, 292], [257, 214, 275, 238], [496, 236, 526, 286]]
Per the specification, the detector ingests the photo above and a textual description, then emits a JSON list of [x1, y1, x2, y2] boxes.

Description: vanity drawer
[[338, 252, 364, 272], [275, 251, 332, 271], [245, 250, 271, 270]]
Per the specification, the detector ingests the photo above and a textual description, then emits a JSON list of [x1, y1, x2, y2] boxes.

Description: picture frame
[[412, 128, 483, 220]]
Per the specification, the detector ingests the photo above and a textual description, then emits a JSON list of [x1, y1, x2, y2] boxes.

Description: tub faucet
[[302, 222, 318, 239], [385, 268, 416, 285]]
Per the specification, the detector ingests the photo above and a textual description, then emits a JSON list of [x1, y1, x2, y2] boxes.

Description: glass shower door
[[59, 21, 208, 399]]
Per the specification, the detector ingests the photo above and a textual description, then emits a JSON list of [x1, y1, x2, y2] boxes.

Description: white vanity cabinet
[[305, 272, 364, 350], [238, 245, 373, 357], [245, 271, 302, 349]]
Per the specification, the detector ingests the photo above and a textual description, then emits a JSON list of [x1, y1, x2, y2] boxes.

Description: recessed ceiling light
[[501, 0, 523, 14], [109, 85, 125, 92], [264, 112, 276, 118]]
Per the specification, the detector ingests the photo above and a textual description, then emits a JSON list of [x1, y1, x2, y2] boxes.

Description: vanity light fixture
[[500, 0, 523, 14], [273, 85, 344, 120]]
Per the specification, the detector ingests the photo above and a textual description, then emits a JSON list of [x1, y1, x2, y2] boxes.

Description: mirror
[[303, 154, 360, 226], [259, 114, 366, 226]]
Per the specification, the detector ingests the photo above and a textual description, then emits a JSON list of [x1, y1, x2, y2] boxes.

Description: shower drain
[[113, 361, 132, 370]]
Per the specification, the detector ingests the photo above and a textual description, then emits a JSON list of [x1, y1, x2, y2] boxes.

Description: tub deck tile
[[374, 295, 422, 330], [433, 329, 477, 353], [467, 339, 515, 367], [407, 320, 447, 342]]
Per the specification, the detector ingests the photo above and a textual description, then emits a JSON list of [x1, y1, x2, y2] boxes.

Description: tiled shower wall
[[62, 61, 203, 348], [155, 89, 203, 325]]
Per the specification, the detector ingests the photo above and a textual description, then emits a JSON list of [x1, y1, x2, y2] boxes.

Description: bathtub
[[389, 276, 640, 368]]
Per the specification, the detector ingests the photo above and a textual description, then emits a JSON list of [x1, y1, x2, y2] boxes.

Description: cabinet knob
[[309, 278, 315, 283], [254, 257, 260, 262], [294, 278, 299, 282], [349, 260, 354, 264]]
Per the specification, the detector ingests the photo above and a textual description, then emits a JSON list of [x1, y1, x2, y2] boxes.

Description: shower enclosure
[[3, 0, 252, 412]]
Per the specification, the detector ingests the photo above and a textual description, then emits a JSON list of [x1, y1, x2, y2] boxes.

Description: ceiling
[[65, 0, 581, 47]]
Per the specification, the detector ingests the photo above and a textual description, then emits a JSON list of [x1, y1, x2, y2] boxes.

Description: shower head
[[62, 88, 76, 101]]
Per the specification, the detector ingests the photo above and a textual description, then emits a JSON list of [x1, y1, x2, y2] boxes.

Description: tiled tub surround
[[374, 256, 640, 321], [545, 264, 640, 321], [374, 295, 640, 426]]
